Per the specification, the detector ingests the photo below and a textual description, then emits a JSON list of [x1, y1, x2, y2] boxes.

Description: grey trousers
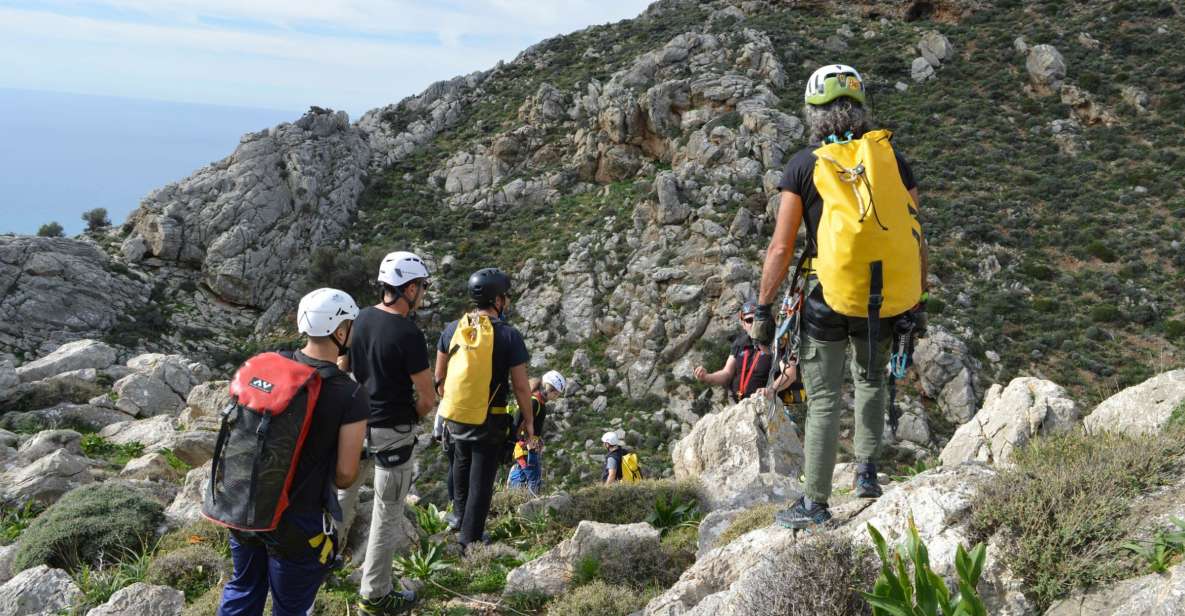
[[335, 426, 416, 600]]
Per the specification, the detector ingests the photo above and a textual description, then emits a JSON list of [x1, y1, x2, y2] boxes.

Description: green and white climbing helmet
[[804, 64, 866, 106]]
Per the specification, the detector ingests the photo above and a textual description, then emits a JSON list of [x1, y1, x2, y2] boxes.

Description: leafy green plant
[[411, 502, 450, 536], [1123, 517, 1185, 573], [392, 540, 452, 580], [892, 458, 939, 482], [862, 517, 988, 616], [1, 501, 44, 545], [72, 545, 155, 610], [158, 448, 193, 474], [80, 434, 145, 466], [646, 494, 701, 536]]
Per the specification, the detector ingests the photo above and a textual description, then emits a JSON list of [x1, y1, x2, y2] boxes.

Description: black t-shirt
[[437, 316, 530, 443], [513, 395, 547, 440], [287, 350, 369, 514], [728, 334, 773, 401], [777, 141, 917, 257], [348, 307, 431, 428]]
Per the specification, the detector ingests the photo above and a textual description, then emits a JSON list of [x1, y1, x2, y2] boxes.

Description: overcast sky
[[0, 0, 655, 116]]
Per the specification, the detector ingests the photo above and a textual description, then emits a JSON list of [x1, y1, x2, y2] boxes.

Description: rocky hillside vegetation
[[1, 0, 1184, 613]]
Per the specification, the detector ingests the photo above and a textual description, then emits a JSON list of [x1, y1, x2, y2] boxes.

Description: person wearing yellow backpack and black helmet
[[434, 267, 536, 551], [752, 64, 929, 529]]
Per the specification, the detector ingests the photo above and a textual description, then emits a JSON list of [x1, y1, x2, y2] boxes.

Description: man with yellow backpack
[[752, 64, 929, 529], [434, 267, 536, 551], [601, 431, 643, 484]]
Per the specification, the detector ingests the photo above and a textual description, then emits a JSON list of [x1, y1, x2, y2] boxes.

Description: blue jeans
[[507, 451, 542, 495], [217, 513, 333, 616]]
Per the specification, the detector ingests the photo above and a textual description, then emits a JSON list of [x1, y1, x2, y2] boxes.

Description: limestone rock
[[0, 565, 83, 616], [122, 108, 370, 326], [1060, 84, 1117, 126], [0, 237, 152, 356], [87, 582, 184, 616], [0, 449, 93, 505], [100, 415, 178, 451], [911, 57, 936, 82], [0, 544, 15, 585], [120, 452, 182, 482], [695, 508, 743, 558], [181, 380, 230, 431], [1084, 369, 1185, 436], [15, 340, 117, 383], [3, 369, 105, 411], [1026, 44, 1066, 91], [113, 373, 184, 417], [1122, 85, 1151, 113], [672, 397, 803, 510], [0, 403, 133, 434], [1045, 559, 1185, 615], [13, 429, 82, 465], [165, 461, 211, 525], [504, 521, 661, 598], [940, 378, 1079, 467], [913, 328, 980, 424], [0, 361, 15, 403], [918, 31, 955, 66]]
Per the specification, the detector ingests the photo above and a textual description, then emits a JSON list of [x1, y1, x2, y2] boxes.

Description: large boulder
[[940, 378, 1079, 467], [913, 327, 980, 424], [0, 237, 152, 356], [672, 396, 803, 509], [100, 415, 178, 451], [180, 380, 230, 431], [0, 361, 15, 403], [1, 369, 106, 411], [0, 544, 16, 585], [1026, 44, 1066, 92], [165, 461, 211, 525], [0, 403, 133, 433], [1045, 559, 1185, 615], [1084, 369, 1185, 436], [15, 340, 117, 383], [0, 565, 83, 616], [122, 108, 371, 328], [505, 521, 661, 598], [112, 354, 211, 418], [87, 582, 184, 616], [12, 429, 82, 466], [120, 452, 183, 483], [0, 449, 94, 505]]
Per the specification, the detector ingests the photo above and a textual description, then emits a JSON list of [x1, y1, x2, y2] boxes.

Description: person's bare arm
[[910, 187, 929, 292], [510, 364, 534, 438], [759, 192, 805, 305], [605, 468, 618, 484], [434, 350, 449, 396], [410, 368, 436, 418], [694, 355, 737, 386], [334, 420, 367, 489]]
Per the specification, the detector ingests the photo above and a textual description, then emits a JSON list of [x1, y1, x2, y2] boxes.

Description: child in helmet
[[507, 370, 567, 495]]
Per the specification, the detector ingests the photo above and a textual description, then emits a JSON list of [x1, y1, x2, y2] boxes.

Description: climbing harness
[[887, 310, 921, 439], [766, 250, 811, 423]]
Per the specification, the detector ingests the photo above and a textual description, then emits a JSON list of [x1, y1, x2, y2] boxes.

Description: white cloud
[[0, 0, 652, 113]]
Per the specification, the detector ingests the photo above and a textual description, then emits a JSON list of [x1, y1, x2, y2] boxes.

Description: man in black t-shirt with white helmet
[[337, 251, 435, 616]]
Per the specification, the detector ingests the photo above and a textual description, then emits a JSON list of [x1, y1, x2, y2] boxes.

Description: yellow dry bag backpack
[[812, 129, 922, 371], [439, 313, 496, 426]]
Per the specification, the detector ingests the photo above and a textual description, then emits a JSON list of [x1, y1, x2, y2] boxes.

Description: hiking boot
[[775, 496, 832, 529], [855, 462, 882, 499], [356, 590, 417, 615]]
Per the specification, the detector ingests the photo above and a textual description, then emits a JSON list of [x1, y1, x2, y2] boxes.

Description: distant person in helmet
[[693, 300, 795, 403], [216, 289, 368, 616], [753, 64, 928, 529], [337, 251, 433, 616], [435, 267, 535, 550], [507, 370, 567, 495]]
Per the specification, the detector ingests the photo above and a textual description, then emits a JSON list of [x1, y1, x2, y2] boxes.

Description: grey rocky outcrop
[[1045, 559, 1185, 615], [0, 565, 83, 616], [14, 339, 117, 383], [940, 377, 1079, 466], [165, 461, 211, 525], [122, 108, 370, 329], [0, 448, 94, 505], [504, 521, 661, 598], [671, 396, 803, 510], [0, 403, 132, 433], [913, 327, 980, 424], [1026, 44, 1066, 93], [0, 237, 152, 357], [87, 582, 184, 616], [1084, 369, 1185, 436]]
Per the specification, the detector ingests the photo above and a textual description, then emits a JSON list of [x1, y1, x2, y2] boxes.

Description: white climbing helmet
[[377, 251, 430, 288], [804, 63, 866, 105], [297, 288, 359, 337], [542, 370, 567, 395], [601, 431, 622, 447]]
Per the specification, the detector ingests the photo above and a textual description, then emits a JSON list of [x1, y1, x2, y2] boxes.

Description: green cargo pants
[[799, 330, 891, 504]]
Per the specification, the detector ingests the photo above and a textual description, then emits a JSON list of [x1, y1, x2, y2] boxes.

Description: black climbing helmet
[[468, 268, 511, 307]]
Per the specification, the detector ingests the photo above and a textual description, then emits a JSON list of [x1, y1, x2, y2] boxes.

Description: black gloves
[[752, 303, 776, 345]]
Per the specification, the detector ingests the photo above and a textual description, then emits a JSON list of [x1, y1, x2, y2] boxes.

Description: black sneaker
[[855, 462, 883, 498], [775, 496, 832, 529], [356, 590, 417, 615]]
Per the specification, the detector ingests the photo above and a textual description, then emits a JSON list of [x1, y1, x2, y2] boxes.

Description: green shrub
[[647, 494, 701, 535], [1090, 304, 1122, 323], [82, 208, 111, 231], [557, 479, 702, 527], [36, 221, 64, 238], [737, 532, 879, 616], [862, 518, 988, 616], [970, 426, 1185, 610], [13, 483, 163, 572], [1086, 240, 1118, 262], [80, 434, 145, 466], [1122, 517, 1185, 574], [1166, 320, 1185, 340], [157, 519, 230, 556], [146, 545, 228, 601], [715, 504, 777, 549], [1, 501, 44, 545], [73, 549, 154, 612], [183, 584, 225, 616], [549, 580, 654, 616]]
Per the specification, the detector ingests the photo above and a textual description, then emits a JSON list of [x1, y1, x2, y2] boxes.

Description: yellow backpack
[[811, 129, 922, 320], [439, 313, 496, 426], [621, 452, 643, 482]]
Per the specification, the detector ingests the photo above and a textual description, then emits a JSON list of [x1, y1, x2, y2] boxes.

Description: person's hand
[[693, 366, 708, 382], [756, 387, 774, 400], [752, 304, 776, 345]]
